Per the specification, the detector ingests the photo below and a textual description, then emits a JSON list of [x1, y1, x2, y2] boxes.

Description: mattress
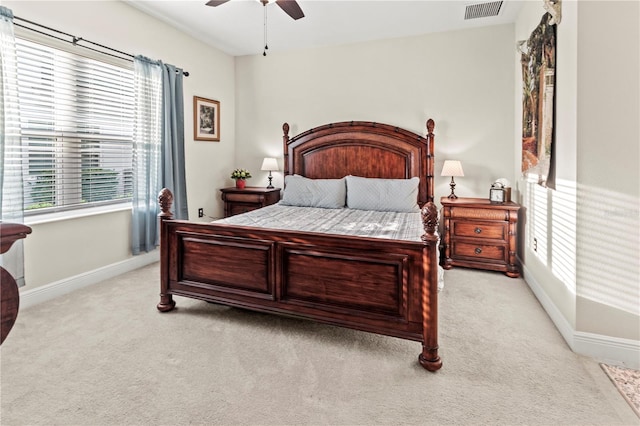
[[215, 203, 425, 241]]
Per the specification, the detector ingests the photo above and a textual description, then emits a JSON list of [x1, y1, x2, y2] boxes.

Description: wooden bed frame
[[157, 120, 442, 371]]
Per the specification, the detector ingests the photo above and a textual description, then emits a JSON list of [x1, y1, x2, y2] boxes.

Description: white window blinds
[[15, 37, 135, 213]]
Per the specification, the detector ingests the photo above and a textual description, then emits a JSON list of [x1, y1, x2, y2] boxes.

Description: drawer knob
[[475, 247, 482, 254], [474, 227, 482, 234]]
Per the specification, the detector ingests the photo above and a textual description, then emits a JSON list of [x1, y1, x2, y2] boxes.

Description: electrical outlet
[[198, 208, 204, 218], [533, 237, 537, 252]]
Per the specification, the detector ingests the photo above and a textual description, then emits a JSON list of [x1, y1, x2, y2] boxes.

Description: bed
[[157, 119, 442, 371]]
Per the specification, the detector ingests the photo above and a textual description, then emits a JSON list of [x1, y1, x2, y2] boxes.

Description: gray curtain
[[0, 5, 26, 286], [160, 62, 188, 220], [131, 57, 187, 255]]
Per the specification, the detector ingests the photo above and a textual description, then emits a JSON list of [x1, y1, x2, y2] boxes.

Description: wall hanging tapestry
[[519, 0, 560, 188]]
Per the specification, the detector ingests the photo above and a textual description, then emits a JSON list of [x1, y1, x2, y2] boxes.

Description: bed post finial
[[426, 119, 435, 136], [421, 201, 438, 242], [158, 188, 174, 219]]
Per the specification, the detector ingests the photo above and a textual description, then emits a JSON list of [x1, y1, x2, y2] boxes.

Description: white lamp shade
[[261, 157, 279, 171], [441, 160, 464, 177]]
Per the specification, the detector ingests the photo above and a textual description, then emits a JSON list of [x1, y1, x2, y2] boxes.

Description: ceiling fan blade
[[275, 0, 305, 20], [205, 0, 230, 7]]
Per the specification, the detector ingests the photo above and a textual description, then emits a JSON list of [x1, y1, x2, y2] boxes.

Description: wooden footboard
[[157, 189, 442, 371]]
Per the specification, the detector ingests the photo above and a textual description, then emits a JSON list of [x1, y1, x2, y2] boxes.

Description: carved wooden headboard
[[282, 120, 435, 205]]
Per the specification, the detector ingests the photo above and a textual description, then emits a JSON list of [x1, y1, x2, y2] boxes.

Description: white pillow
[[346, 175, 420, 212], [280, 175, 346, 209]]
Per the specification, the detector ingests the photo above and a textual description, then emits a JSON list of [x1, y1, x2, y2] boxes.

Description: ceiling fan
[[205, 0, 305, 21], [206, 0, 304, 56]]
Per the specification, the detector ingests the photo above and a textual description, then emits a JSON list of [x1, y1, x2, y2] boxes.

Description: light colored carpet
[[1, 264, 637, 425]]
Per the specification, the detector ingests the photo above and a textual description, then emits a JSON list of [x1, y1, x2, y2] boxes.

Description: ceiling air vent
[[464, 1, 503, 20]]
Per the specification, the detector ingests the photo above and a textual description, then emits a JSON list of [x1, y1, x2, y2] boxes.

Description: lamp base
[[447, 177, 458, 199], [266, 173, 274, 189]]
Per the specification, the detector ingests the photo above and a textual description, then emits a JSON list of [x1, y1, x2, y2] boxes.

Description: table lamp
[[261, 157, 279, 189], [441, 160, 464, 199]]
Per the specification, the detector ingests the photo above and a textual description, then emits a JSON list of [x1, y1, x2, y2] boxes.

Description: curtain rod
[[13, 16, 190, 77]]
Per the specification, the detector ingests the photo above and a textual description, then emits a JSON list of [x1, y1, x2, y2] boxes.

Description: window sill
[[24, 203, 131, 226]]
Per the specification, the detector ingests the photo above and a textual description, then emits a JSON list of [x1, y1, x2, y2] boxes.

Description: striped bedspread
[[214, 203, 425, 242]]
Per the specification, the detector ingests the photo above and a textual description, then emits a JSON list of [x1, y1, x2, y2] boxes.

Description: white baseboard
[[573, 332, 640, 369], [522, 262, 640, 370], [521, 263, 577, 349], [20, 251, 159, 309]]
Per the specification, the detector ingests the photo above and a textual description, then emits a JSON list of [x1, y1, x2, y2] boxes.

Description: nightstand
[[220, 187, 281, 217], [440, 197, 521, 278]]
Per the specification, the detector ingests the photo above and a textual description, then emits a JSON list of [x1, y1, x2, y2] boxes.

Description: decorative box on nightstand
[[220, 187, 281, 217], [440, 197, 521, 278]]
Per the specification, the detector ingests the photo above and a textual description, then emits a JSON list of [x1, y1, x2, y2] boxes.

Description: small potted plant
[[230, 168, 252, 189]]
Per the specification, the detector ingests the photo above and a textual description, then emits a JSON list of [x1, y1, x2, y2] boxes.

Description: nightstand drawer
[[451, 221, 506, 241], [229, 204, 260, 216], [452, 242, 505, 262], [224, 192, 263, 203], [450, 206, 508, 221]]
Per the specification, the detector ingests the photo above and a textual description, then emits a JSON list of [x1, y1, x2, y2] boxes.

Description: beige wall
[[235, 25, 516, 201], [516, 0, 640, 346], [6, 0, 236, 288], [574, 1, 639, 340]]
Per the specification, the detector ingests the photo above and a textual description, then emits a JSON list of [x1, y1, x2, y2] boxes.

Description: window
[[15, 38, 134, 214]]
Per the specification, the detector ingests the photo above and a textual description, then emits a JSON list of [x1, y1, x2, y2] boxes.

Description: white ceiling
[[125, 0, 524, 57]]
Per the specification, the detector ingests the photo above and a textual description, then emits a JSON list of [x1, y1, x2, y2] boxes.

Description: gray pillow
[[280, 175, 346, 209], [346, 175, 420, 212]]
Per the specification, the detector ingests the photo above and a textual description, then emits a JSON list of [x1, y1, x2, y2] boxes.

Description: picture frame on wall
[[193, 96, 220, 141]]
